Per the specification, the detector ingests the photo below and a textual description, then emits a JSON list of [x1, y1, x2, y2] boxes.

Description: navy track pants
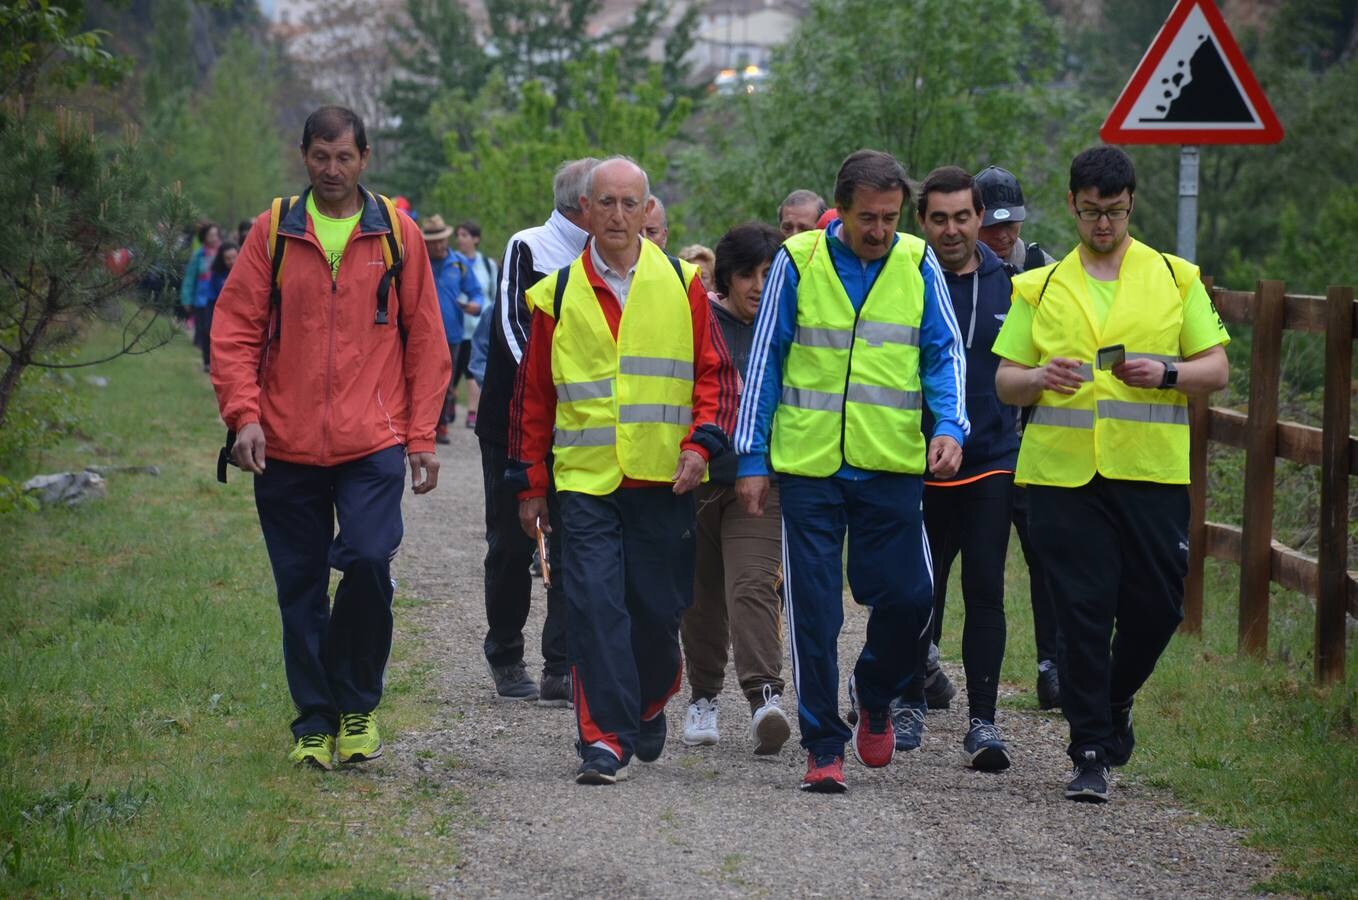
[[779, 473, 935, 757], [254, 444, 405, 739]]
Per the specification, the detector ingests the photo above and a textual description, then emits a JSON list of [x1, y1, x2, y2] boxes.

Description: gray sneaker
[[538, 671, 572, 708], [488, 661, 539, 701]]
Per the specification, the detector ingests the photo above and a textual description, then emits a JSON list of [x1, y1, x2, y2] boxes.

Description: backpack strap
[[372, 193, 405, 330], [552, 264, 572, 321], [267, 195, 295, 340], [1034, 256, 1061, 306], [1023, 242, 1047, 273], [665, 253, 687, 290]]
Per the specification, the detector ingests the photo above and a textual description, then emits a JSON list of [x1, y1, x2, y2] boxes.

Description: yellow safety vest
[[1012, 239, 1196, 487], [770, 229, 928, 477], [526, 241, 701, 495]]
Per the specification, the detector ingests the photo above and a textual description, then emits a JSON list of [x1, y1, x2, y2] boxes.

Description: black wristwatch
[[1159, 361, 1178, 389]]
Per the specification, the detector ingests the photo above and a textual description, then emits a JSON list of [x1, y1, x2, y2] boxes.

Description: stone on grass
[[23, 471, 108, 507]]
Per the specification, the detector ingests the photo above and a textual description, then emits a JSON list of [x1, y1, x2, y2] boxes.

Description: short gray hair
[[648, 194, 668, 227], [554, 157, 600, 214], [584, 156, 650, 200], [778, 189, 827, 220]]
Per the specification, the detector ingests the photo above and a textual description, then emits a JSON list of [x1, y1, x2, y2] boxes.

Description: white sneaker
[[750, 685, 791, 755], [682, 697, 719, 746]]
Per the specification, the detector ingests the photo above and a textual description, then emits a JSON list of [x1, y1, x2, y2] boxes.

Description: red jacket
[[211, 188, 450, 466], [509, 244, 738, 499]]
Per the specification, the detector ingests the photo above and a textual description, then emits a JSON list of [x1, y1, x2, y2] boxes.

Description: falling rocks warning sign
[[1100, 0, 1283, 145]]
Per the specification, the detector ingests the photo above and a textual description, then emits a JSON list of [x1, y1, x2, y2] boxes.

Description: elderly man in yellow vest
[[995, 145, 1229, 804], [507, 156, 736, 785]]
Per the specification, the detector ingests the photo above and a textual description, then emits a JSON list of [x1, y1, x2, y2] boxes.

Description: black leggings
[[903, 472, 1012, 721]]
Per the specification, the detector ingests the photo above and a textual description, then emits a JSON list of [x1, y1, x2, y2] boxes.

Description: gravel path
[[388, 425, 1278, 898]]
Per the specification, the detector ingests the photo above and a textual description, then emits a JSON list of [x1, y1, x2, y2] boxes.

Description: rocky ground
[[383, 423, 1279, 898]]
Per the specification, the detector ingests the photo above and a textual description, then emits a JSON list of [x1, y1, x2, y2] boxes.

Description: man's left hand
[[672, 449, 706, 495], [409, 451, 440, 494], [1112, 359, 1166, 389], [927, 436, 963, 480]]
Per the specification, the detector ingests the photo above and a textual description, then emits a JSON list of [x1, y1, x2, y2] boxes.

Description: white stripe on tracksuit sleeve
[[918, 244, 970, 442]]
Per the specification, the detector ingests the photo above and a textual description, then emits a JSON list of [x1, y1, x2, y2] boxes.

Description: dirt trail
[[387, 425, 1277, 898]]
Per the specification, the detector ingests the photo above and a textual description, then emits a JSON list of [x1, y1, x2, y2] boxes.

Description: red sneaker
[[801, 752, 847, 793], [850, 678, 895, 768]]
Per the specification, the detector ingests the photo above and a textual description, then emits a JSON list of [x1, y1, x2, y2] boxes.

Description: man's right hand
[[736, 475, 769, 516], [518, 496, 550, 539], [1037, 357, 1087, 395], [233, 422, 267, 474]]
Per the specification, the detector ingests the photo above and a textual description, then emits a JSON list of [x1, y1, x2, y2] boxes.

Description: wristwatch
[[1159, 361, 1179, 389]]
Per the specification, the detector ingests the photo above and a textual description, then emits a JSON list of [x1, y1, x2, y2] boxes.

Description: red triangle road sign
[[1100, 0, 1284, 145]]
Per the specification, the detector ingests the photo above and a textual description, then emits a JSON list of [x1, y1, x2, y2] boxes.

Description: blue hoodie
[[430, 252, 483, 345], [923, 241, 1018, 481]]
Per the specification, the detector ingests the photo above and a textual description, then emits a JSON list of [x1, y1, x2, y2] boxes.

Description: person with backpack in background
[[211, 106, 449, 771], [454, 221, 496, 430], [200, 241, 238, 373], [423, 214, 484, 443], [182, 222, 220, 352]]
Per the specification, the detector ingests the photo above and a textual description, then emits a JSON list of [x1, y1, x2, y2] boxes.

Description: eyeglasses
[[1076, 207, 1131, 222]]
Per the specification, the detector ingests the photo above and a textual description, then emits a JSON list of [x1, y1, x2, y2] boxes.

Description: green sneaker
[[288, 733, 335, 770], [337, 712, 383, 764]]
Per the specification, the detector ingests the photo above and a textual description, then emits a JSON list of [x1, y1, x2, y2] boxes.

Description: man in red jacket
[[212, 106, 449, 770]]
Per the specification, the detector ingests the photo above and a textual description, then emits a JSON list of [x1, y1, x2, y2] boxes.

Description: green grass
[[936, 535, 1358, 897], [0, 329, 459, 896]]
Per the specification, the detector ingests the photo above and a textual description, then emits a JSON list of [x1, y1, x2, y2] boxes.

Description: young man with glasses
[[993, 146, 1229, 803]]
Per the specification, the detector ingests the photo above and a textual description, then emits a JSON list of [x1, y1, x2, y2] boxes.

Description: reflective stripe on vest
[[525, 242, 700, 495], [1011, 239, 1196, 487], [770, 229, 928, 477]]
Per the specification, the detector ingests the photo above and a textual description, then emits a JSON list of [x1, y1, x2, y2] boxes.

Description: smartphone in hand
[[1097, 343, 1126, 371]]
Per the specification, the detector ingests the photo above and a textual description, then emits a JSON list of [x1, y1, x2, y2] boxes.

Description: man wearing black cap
[[975, 165, 1061, 712], [975, 166, 1054, 274]]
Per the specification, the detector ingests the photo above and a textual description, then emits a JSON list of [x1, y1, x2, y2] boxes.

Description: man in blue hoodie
[[422, 214, 484, 443], [893, 166, 1019, 771]]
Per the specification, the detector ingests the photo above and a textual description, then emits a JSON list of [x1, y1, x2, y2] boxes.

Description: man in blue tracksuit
[[893, 166, 1019, 770], [734, 149, 968, 793], [422, 214, 483, 442]]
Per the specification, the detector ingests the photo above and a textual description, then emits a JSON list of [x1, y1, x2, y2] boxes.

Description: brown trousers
[[681, 481, 785, 706]]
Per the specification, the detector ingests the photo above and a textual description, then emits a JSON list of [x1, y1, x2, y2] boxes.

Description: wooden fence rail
[[1184, 280, 1357, 684]]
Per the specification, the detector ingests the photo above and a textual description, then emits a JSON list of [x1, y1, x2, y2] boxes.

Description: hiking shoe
[[801, 752, 847, 793], [682, 697, 719, 746], [889, 698, 927, 751], [1065, 750, 1110, 802], [435, 430, 450, 445], [1109, 702, 1135, 767], [489, 660, 539, 702], [750, 686, 790, 756], [849, 677, 894, 768], [924, 664, 957, 710], [963, 718, 1012, 772], [337, 713, 383, 763], [1036, 665, 1062, 711], [575, 749, 628, 785], [466, 411, 478, 429], [288, 733, 335, 770], [538, 671, 572, 708], [636, 712, 667, 763]]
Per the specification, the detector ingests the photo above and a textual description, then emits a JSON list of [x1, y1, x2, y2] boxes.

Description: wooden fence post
[[1185, 390, 1208, 635], [1238, 280, 1285, 656], [1316, 284, 1354, 683]]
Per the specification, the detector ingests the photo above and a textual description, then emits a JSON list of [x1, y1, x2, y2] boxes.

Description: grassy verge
[[0, 328, 457, 896], [936, 529, 1358, 896]]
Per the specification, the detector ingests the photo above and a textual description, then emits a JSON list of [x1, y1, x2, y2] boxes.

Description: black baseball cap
[[975, 166, 1026, 226]]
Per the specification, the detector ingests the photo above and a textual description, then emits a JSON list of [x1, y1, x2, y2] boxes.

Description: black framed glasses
[[1076, 207, 1131, 222]]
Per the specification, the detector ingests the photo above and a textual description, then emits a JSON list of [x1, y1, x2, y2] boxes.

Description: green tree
[[677, 0, 1066, 242], [0, 0, 127, 104], [0, 104, 192, 430], [429, 50, 691, 252]]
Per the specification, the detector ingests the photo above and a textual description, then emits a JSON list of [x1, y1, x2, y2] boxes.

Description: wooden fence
[[1184, 280, 1357, 684]]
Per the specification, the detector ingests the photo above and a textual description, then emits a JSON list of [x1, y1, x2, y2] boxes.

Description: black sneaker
[[538, 671, 572, 708], [1108, 702, 1135, 766], [1065, 750, 1110, 802], [889, 698, 926, 751], [488, 661, 539, 702], [575, 749, 628, 785], [1036, 666, 1062, 711], [924, 665, 957, 710], [963, 718, 1012, 772], [635, 712, 667, 762]]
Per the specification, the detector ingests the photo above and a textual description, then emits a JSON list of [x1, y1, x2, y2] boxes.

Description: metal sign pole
[[1177, 145, 1200, 261]]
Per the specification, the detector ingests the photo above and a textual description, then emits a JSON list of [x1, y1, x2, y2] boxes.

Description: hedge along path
[[387, 424, 1277, 898]]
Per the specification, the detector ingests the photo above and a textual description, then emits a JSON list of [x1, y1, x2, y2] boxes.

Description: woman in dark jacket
[[200, 242, 238, 373]]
